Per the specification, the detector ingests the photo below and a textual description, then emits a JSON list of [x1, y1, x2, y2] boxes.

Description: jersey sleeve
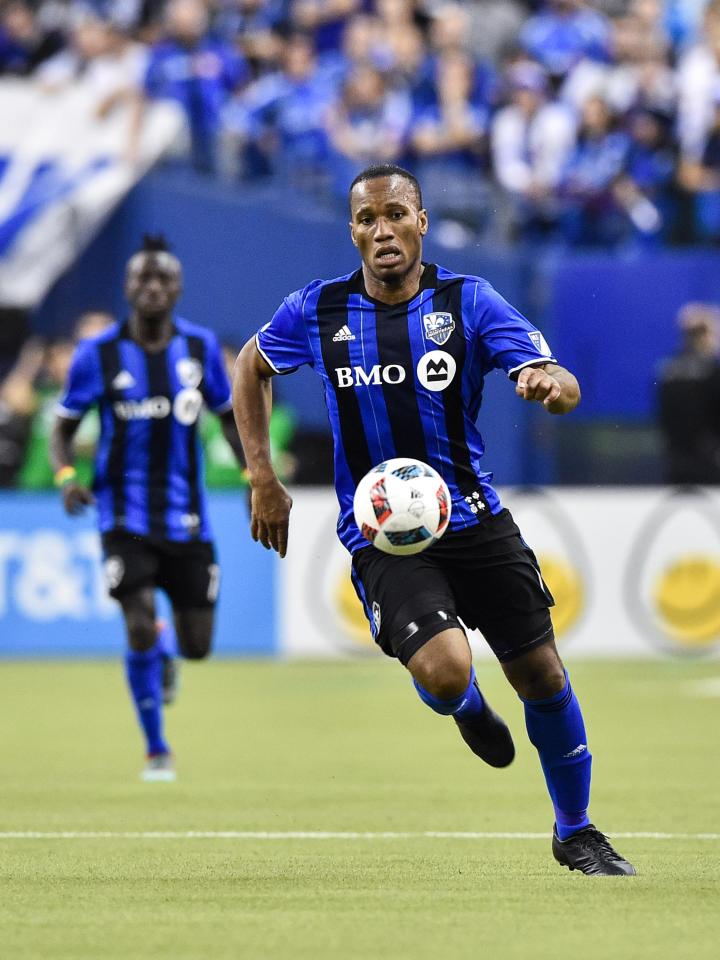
[[255, 288, 314, 374], [202, 333, 233, 413], [471, 282, 556, 378], [56, 341, 103, 419]]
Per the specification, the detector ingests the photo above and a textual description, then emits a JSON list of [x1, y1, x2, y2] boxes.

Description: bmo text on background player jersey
[[58, 318, 232, 542], [256, 264, 556, 554]]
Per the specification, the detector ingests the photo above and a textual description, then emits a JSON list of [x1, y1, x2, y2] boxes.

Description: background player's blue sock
[[521, 671, 592, 840], [413, 666, 485, 718], [125, 646, 169, 756]]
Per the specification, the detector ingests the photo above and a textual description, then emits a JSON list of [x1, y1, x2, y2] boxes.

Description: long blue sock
[[125, 645, 169, 756], [413, 666, 485, 719], [521, 670, 591, 840]]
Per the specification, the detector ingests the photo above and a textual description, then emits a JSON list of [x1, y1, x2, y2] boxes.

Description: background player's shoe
[[141, 753, 176, 782], [552, 825, 636, 875], [453, 699, 515, 767]]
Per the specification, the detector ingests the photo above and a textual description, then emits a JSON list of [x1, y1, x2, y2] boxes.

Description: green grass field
[[1, 657, 718, 959]]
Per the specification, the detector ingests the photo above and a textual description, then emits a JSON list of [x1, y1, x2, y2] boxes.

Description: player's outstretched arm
[[49, 416, 95, 515], [232, 338, 293, 558], [514, 362, 580, 415]]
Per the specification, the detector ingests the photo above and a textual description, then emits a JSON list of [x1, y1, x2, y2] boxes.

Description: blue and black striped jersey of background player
[[57, 318, 232, 542], [256, 263, 557, 554]]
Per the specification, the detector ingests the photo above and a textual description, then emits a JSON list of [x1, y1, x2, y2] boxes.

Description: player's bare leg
[[120, 588, 175, 781], [502, 639, 635, 875], [407, 629, 515, 767]]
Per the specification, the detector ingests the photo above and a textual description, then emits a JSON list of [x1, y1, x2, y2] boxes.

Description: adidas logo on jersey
[[112, 370, 136, 390], [332, 325, 356, 342]]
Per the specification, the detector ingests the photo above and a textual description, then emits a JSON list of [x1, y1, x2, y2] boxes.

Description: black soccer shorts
[[351, 509, 555, 666], [101, 530, 220, 609]]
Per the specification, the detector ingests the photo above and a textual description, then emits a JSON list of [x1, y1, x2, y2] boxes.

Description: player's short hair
[[127, 233, 180, 275], [349, 164, 423, 210], [139, 233, 172, 254]]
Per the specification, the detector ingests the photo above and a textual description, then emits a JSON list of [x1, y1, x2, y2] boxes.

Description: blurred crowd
[[6, 0, 720, 246]]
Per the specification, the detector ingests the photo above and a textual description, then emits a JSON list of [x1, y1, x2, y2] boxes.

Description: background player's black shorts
[[101, 530, 220, 609], [351, 509, 555, 666]]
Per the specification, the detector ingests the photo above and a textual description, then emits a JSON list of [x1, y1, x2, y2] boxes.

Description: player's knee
[[413, 653, 470, 700], [504, 646, 566, 700], [126, 620, 157, 653]]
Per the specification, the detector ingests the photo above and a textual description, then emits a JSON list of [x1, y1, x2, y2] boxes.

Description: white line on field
[[0, 831, 717, 841]]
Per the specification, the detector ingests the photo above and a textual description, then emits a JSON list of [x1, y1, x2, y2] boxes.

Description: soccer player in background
[[50, 235, 245, 781], [233, 163, 636, 876]]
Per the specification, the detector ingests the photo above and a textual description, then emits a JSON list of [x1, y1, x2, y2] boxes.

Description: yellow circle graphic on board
[[654, 555, 720, 646], [334, 573, 376, 648], [537, 554, 584, 638]]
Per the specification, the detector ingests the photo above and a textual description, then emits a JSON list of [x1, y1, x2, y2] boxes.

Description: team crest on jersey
[[176, 357, 203, 389], [422, 312, 455, 346]]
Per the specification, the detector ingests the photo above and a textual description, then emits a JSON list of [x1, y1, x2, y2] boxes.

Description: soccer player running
[[233, 163, 636, 876], [50, 236, 245, 782]]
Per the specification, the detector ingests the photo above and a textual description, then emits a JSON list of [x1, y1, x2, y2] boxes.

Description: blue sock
[[125, 645, 169, 756], [521, 670, 592, 840], [413, 666, 485, 719]]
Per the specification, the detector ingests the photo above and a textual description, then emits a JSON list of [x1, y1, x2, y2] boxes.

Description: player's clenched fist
[[62, 482, 95, 516], [515, 367, 562, 407]]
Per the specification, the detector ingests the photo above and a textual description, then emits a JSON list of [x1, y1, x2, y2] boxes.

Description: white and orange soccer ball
[[353, 457, 452, 556]]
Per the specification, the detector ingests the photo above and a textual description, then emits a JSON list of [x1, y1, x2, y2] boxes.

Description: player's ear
[[349, 221, 358, 247], [419, 209, 429, 236]]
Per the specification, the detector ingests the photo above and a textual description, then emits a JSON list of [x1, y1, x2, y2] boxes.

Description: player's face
[[349, 176, 428, 286], [125, 253, 182, 317]]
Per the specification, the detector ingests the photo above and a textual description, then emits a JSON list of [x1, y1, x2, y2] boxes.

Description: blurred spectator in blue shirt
[[221, 31, 333, 183], [144, 0, 249, 172], [290, 0, 363, 54], [319, 10, 385, 83], [613, 106, 676, 241], [491, 60, 577, 242], [520, 0, 612, 87], [325, 59, 411, 198], [563, 12, 675, 119], [560, 94, 630, 245], [413, 4, 496, 112], [372, 0, 424, 82], [410, 48, 491, 244], [212, 0, 288, 73], [0, 1, 63, 75]]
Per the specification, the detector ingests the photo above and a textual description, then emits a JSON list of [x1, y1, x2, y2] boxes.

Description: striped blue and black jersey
[[57, 317, 232, 542], [256, 263, 556, 554]]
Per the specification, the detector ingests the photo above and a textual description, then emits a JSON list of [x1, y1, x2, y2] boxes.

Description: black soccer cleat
[[453, 694, 515, 768], [552, 824, 637, 876]]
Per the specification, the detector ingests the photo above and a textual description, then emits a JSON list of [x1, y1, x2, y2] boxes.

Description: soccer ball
[[353, 457, 452, 556]]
